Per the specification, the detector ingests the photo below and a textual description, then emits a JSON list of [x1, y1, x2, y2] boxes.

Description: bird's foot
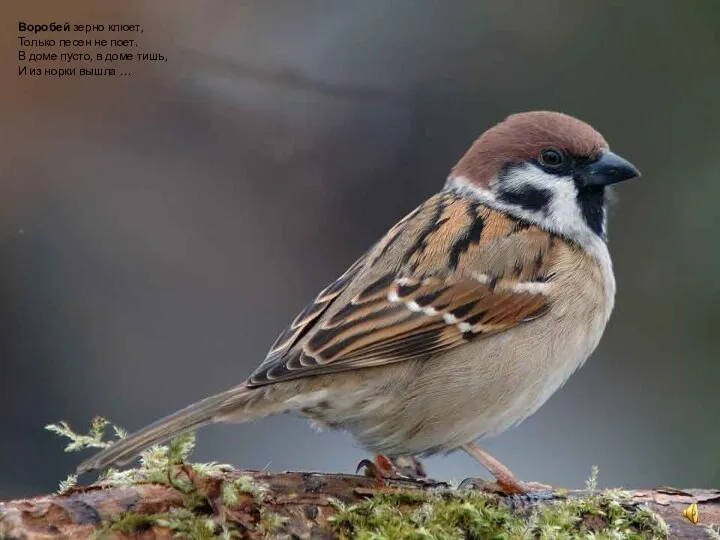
[[459, 442, 554, 498], [356, 454, 429, 486], [459, 476, 555, 499]]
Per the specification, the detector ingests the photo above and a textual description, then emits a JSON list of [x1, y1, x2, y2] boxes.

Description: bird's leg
[[460, 443, 552, 495]]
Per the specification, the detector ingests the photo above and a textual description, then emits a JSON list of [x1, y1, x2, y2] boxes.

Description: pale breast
[[340, 237, 616, 456]]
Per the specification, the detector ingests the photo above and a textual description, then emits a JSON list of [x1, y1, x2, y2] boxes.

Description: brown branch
[[1, 471, 719, 539]]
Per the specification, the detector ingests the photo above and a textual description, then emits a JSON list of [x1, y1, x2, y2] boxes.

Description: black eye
[[539, 148, 565, 169]]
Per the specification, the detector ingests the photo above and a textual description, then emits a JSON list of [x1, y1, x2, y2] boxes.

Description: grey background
[[1, 0, 719, 499]]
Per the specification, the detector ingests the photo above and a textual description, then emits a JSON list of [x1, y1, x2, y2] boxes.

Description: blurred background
[[1, 0, 719, 500]]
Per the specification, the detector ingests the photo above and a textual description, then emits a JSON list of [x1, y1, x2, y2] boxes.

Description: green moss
[[92, 471, 272, 539], [330, 489, 669, 540], [221, 475, 269, 506], [99, 508, 218, 540], [92, 483, 254, 539], [49, 418, 270, 539], [257, 508, 290, 536], [105, 510, 162, 535], [48, 419, 668, 540]]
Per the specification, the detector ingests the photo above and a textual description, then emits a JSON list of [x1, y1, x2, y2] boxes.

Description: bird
[[77, 111, 639, 493]]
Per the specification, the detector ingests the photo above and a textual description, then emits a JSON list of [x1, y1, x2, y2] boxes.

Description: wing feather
[[247, 195, 557, 387], [247, 272, 550, 386]]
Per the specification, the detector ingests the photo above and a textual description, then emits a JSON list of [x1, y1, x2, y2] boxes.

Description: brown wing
[[247, 271, 549, 386], [247, 191, 557, 387]]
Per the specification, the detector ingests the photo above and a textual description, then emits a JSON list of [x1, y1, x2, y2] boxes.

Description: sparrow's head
[[447, 111, 639, 245]]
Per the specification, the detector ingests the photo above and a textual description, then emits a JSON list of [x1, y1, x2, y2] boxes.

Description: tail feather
[[76, 385, 259, 475]]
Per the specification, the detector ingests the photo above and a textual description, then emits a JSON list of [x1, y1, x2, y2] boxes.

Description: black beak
[[579, 150, 640, 188]]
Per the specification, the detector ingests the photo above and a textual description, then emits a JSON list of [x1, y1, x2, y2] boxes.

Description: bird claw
[[356, 459, 379, 476]]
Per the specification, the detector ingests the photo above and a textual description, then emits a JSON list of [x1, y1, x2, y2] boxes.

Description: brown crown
[[451, 111, 609, 188]]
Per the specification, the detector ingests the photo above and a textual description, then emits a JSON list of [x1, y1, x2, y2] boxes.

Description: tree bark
[[1, 471, 718, 539]]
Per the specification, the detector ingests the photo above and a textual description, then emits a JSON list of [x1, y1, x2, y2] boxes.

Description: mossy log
[[1, 470, 719, 539]]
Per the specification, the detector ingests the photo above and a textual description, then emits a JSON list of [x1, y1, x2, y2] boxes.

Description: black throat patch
[[575, 184, 606, 238]]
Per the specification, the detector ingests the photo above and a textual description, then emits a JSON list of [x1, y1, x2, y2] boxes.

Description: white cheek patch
[[499, 165, 579, 220], [498, 165, 558, 197]]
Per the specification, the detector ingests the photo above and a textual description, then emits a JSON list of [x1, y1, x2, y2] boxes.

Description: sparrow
[[77, 111, 640, 493]]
